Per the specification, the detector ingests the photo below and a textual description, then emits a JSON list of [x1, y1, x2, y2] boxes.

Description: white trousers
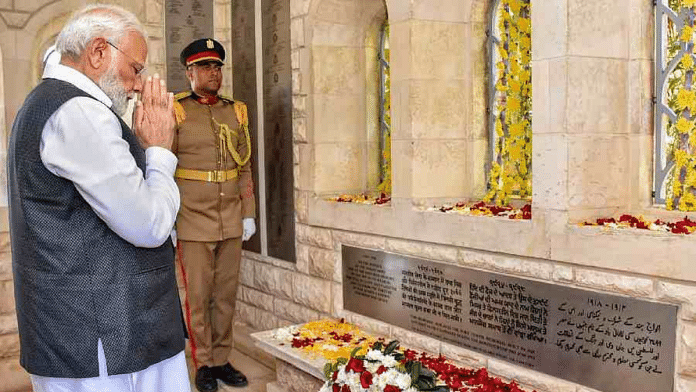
[[30, 340, 191, 392]]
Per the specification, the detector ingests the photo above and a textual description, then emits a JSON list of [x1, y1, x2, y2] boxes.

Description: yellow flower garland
[[667, 3, 696, 211], [485, 0, 532, 206]]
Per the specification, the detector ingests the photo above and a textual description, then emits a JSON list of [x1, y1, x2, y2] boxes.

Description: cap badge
[[207, 39, 214, 49]]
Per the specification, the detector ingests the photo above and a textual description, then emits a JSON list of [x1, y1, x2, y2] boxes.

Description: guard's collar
[[193, 92, 219, 105]]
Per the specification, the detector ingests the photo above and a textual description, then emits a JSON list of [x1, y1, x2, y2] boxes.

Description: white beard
[[97, 63, 130, 117]]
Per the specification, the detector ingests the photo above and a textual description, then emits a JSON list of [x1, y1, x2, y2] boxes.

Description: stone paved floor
[[187, 348, 276, 392]]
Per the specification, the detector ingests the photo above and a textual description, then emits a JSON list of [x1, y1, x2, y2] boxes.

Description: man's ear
[[86, 37, 110, 71]]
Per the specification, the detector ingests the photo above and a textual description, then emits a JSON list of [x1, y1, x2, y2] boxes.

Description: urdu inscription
[[342, 246, 677, 392]]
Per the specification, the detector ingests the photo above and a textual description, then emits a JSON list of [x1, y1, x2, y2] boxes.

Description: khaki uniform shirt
[[173, 94, 256, 242]]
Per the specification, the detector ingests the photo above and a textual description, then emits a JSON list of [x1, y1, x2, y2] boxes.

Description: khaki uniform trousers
[[177, 237, 242, 369]]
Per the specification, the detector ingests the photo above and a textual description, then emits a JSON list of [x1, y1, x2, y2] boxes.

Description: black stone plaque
[[233, 0, 262, 254], [165, 0, 214, 93], [342, 246, 677, 392], [261, 0, 295, 262]]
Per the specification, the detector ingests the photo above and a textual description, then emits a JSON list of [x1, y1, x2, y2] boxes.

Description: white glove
[[242, 218, 256, 241], [170, 227, 177, 247]]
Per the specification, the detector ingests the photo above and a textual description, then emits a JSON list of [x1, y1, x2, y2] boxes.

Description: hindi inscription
[[342, 246, 677, 392]]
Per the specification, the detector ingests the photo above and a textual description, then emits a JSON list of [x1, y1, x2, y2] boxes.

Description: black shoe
[[195, 366, 218, 392], [212, 363, 248, 387]]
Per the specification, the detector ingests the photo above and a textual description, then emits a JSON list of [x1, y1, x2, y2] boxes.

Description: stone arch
[[304, 0, 388, 195]]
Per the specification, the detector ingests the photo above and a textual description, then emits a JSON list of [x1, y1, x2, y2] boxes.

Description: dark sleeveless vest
[[7, 78, 185, 378]]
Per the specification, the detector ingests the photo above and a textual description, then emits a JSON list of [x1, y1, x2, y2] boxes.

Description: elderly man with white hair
[[8, 4, 190, 392]]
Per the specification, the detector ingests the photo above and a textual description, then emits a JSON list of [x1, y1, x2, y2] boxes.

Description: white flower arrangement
[[320, 341, 446, 392]]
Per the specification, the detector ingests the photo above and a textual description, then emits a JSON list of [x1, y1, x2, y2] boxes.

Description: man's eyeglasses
[[107, 41, 147, 76]]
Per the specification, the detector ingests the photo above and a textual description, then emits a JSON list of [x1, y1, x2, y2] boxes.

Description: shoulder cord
[[211, 102, 251, 167]]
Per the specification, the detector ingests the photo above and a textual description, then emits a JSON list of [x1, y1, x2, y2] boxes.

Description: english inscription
[[342, 246, 677, 392]]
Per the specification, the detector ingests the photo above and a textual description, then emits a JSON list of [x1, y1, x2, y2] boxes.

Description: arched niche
[[304, 0, 388, 195]]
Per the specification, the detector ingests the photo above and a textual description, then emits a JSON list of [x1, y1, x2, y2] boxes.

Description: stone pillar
[[533, 0, 641, 223], [389, 0, 483, 205]]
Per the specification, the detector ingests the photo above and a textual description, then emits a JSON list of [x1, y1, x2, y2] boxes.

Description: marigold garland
[[666, 2, 696, 211], [485, 0, 532, 206]]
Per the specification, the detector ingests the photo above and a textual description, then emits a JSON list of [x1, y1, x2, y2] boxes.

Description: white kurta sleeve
[[40, 97, 180, 248]]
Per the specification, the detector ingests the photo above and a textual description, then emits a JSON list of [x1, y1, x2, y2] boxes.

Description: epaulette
[[173, 92, 191, 125], [174, 91, 192, 101]]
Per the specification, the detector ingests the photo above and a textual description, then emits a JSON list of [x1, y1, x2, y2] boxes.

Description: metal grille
[[379, 21, 391, 185], [654, 1, 690, 205], [486, 0, 502, 177]]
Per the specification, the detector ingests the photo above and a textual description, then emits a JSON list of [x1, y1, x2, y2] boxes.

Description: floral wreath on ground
[[274, 319, 536, 392]]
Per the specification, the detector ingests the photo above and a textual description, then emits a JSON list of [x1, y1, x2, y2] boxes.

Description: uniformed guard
[[173, 38, 256, 392]]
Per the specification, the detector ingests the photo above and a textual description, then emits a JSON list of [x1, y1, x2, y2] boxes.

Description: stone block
[[0, 356, 30, 392], [533, 134, 568, 210], [313, 94, 364, 143], [290, 0, 311, 18], [628, 59, 652, 135], [409, 80, 468, 140], [311, 46, 361, 95], [273, 298, 319, 324], [439, 342, 487, 369], [0, 252, 11, 280], [349, 314, 391, 337], [532, 0, 567, 60], [567, 134, 630, 210], [291, 274, 331, 313], [293, 115, 308, 143], [532, 60, 550, 136], [677, 376, 696, 392], [487, 359, 576, 392], [629, 0, 652, 60], [258, 307, 280, 331], [296, 224, 333, 249], [313, 142, 367, 195], [575, 268, 653, 297], [658, 282, 696, 321], [410, 140, 468, 199], [408, 20, 466, 80], [275, 359, 324, 392], [411, 0, 468, 23], [0, 314, 17, 335], [292, 69, 303, 95], [310, 22, 362, 46], [567, 57, 627, 135], [308, 246, 338, 281], [291, 17, 305, 49], [331, 282, 343, 317], [295, 191, 309, 224], [236, 302, 258, 329], [332, 230, 386, 252], [0, 333, 19, 358], [385, 0, 409, 23], [568, 0, 628, 59], [240, 257, 255, 287], [267, 380, 289, 392], [295, 243, 310, 275], [385, 239, 458, 263], [552, 265, 574, 283], [255, 263, 294, 299], [240, 286, 275, 312], [293, 95, 307, 119], [682, 321, 696, 377], [145, 0, 163, 25], [0, 280, 14, 314], [390, 326, 440, 355]]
